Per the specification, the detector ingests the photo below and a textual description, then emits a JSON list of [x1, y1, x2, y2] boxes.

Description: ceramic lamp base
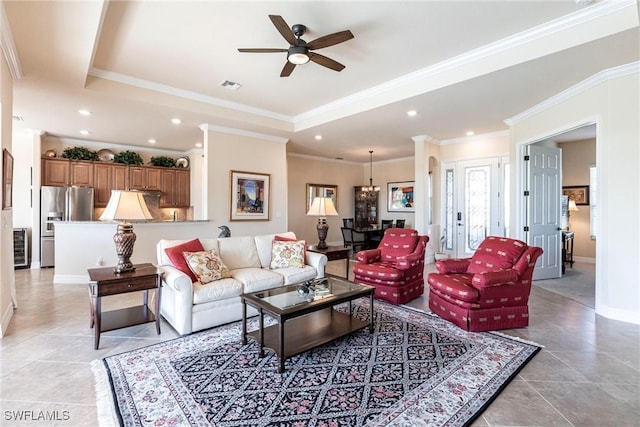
[[113, 223, 137, 273], [316, 220, 329, 249]]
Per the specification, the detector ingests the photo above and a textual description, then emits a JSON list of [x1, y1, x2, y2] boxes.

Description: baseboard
[[573, 256, 595, 264], [0, 302, 14, 338], [596, 304, 640, 325], [53, 274, 89, 284]]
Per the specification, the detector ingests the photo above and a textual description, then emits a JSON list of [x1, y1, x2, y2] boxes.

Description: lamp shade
[[306, 197, 338, 217], [568, 199, 579, 212], [100, 190, 152, 221]]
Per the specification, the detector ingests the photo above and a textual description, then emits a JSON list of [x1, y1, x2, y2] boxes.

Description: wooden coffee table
[[241, 277, 374, 373]]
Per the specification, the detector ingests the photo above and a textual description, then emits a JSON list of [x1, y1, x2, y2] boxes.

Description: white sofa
[[156, 232, 328, 335]]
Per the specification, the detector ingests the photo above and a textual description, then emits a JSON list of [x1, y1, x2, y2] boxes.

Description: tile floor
[[0, 261, 638, 426]]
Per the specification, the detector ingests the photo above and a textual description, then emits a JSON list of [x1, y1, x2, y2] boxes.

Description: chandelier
[[359, 150, 380, 202]]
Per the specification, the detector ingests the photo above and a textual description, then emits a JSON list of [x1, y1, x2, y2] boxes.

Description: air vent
[[12, 115, 23, 122], [219, 80, 242, 91]]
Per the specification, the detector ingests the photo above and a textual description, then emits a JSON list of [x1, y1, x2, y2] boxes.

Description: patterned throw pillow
[[183, 249, 232, 284], [164, 239, 205, 283], [269, 240, 305, 269]]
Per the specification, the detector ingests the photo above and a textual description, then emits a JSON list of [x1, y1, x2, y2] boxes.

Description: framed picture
[[230, 170, 270, 221], [306, 183, 338, 212], [387, 181, 414, 212], [562, 185, 589, 206], [2, 148, 13, 210]]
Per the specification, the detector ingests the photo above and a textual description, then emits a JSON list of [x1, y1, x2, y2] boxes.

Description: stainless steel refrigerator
[[41, 186, 94, 267]]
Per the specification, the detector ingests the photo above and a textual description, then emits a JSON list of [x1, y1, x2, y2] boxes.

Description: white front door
[[442, 158, 504, 258], [525, 144, 562, 280]]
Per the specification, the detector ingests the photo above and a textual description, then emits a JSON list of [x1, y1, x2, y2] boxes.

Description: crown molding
[[88, 67, 293, 123], [293, 0, 638, 129], [505, 61, 639, 125], [0, 2, 23, 80], [199, 123, 288, 144]]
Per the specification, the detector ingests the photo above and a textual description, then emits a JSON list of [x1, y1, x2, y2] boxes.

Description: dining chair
[[395, 219, 406, 228], [342, 218, 355, 228], [341, 227, 367, 255]]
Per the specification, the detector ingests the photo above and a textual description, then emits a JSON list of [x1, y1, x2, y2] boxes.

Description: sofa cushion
[[276, 265, 317, 285], [183, 248, 232, 284], [192, 277, 243, 304], [232, 268, 284, 293], [254, 232, 297, 268], [164, 238, 205, 282], [467, 236, 527, 274], [218, 236, 261, 270], [270, 240, 306, 269]]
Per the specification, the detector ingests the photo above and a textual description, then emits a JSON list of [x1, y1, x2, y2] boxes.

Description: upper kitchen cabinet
[[129, 166, 161, 191], [93, 163, 128, 207], [41, 158, 93, 187]]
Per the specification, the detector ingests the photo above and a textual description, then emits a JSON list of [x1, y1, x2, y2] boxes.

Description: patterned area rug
[[93, 301, 540, 426]]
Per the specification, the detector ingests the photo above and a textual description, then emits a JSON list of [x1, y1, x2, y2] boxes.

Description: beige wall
[[287, 155, 362, 245], [559, 139, 595, 260], [439, 132, 509, 161], [205, 128, 288, 237], [1, 51, 15, 336], [510, 70, 639, 324]]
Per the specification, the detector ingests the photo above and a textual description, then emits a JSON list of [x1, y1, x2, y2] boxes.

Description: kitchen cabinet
[[41, 158, 93, 187], [129, 166, 161, 191], [94, 163, 128, 207], [159, 169, 190, 207]]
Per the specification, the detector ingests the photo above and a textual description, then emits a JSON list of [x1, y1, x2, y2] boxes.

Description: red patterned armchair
[[353, 228, 428, 304], [427, 236, 543, 332]]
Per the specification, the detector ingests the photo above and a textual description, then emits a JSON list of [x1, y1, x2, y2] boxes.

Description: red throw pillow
[[164, 239, 205, 282]]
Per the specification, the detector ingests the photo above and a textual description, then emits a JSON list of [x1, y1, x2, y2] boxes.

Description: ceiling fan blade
[[307, 30, 354, 50], [280, 61, 296, 77], [308, 52, 345, 72], [238, 48, 287, 53], [269, 15, 297, 46]]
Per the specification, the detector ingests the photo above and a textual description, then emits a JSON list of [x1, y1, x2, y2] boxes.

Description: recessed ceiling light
[[148, 138, 156, 144], [78, 109, 91, 116], [219, 80, 242, 91], [466, 131, 475, 136], [315, 135, 322, 141], [407, 110, 417, 117], [80, 130, 90, 135], [171, 118, 181, 125], [195, 143, 203, 148]]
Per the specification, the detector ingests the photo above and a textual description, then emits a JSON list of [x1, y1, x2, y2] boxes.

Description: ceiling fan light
[[288, 46, 309, 64]]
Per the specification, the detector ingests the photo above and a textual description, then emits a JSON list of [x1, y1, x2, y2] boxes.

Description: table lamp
[[100, 190, 153, 273], [307, 197, 338, 249]]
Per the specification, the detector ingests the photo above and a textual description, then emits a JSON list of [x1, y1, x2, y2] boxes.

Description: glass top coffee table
[[241, 277, 375, 373]]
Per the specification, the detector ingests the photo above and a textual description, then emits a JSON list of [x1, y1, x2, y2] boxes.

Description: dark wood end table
[[307, 245, 350, 279], [87, 263, 162, 349]]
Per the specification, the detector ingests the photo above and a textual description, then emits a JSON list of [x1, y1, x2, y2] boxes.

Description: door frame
[[513, 117, 600, 294]]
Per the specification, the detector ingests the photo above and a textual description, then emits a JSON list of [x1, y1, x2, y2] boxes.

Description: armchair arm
[[356, 249, 381, 264], [471, 269, 519, 288], [305, 251, 328, 278], [435, 258, 471, 274], [396, 251, 424, 270]]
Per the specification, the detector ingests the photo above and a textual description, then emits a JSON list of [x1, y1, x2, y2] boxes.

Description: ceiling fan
[[238, 15, 354, 77]]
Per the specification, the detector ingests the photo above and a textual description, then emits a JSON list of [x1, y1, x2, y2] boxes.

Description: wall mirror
[[306, 183, 338, 212]]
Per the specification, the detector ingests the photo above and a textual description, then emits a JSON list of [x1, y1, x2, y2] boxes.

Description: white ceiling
[[6, 0, 640, 163]]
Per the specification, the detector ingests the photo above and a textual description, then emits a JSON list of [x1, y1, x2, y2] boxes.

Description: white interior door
[[525, 144, 562, 280]]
